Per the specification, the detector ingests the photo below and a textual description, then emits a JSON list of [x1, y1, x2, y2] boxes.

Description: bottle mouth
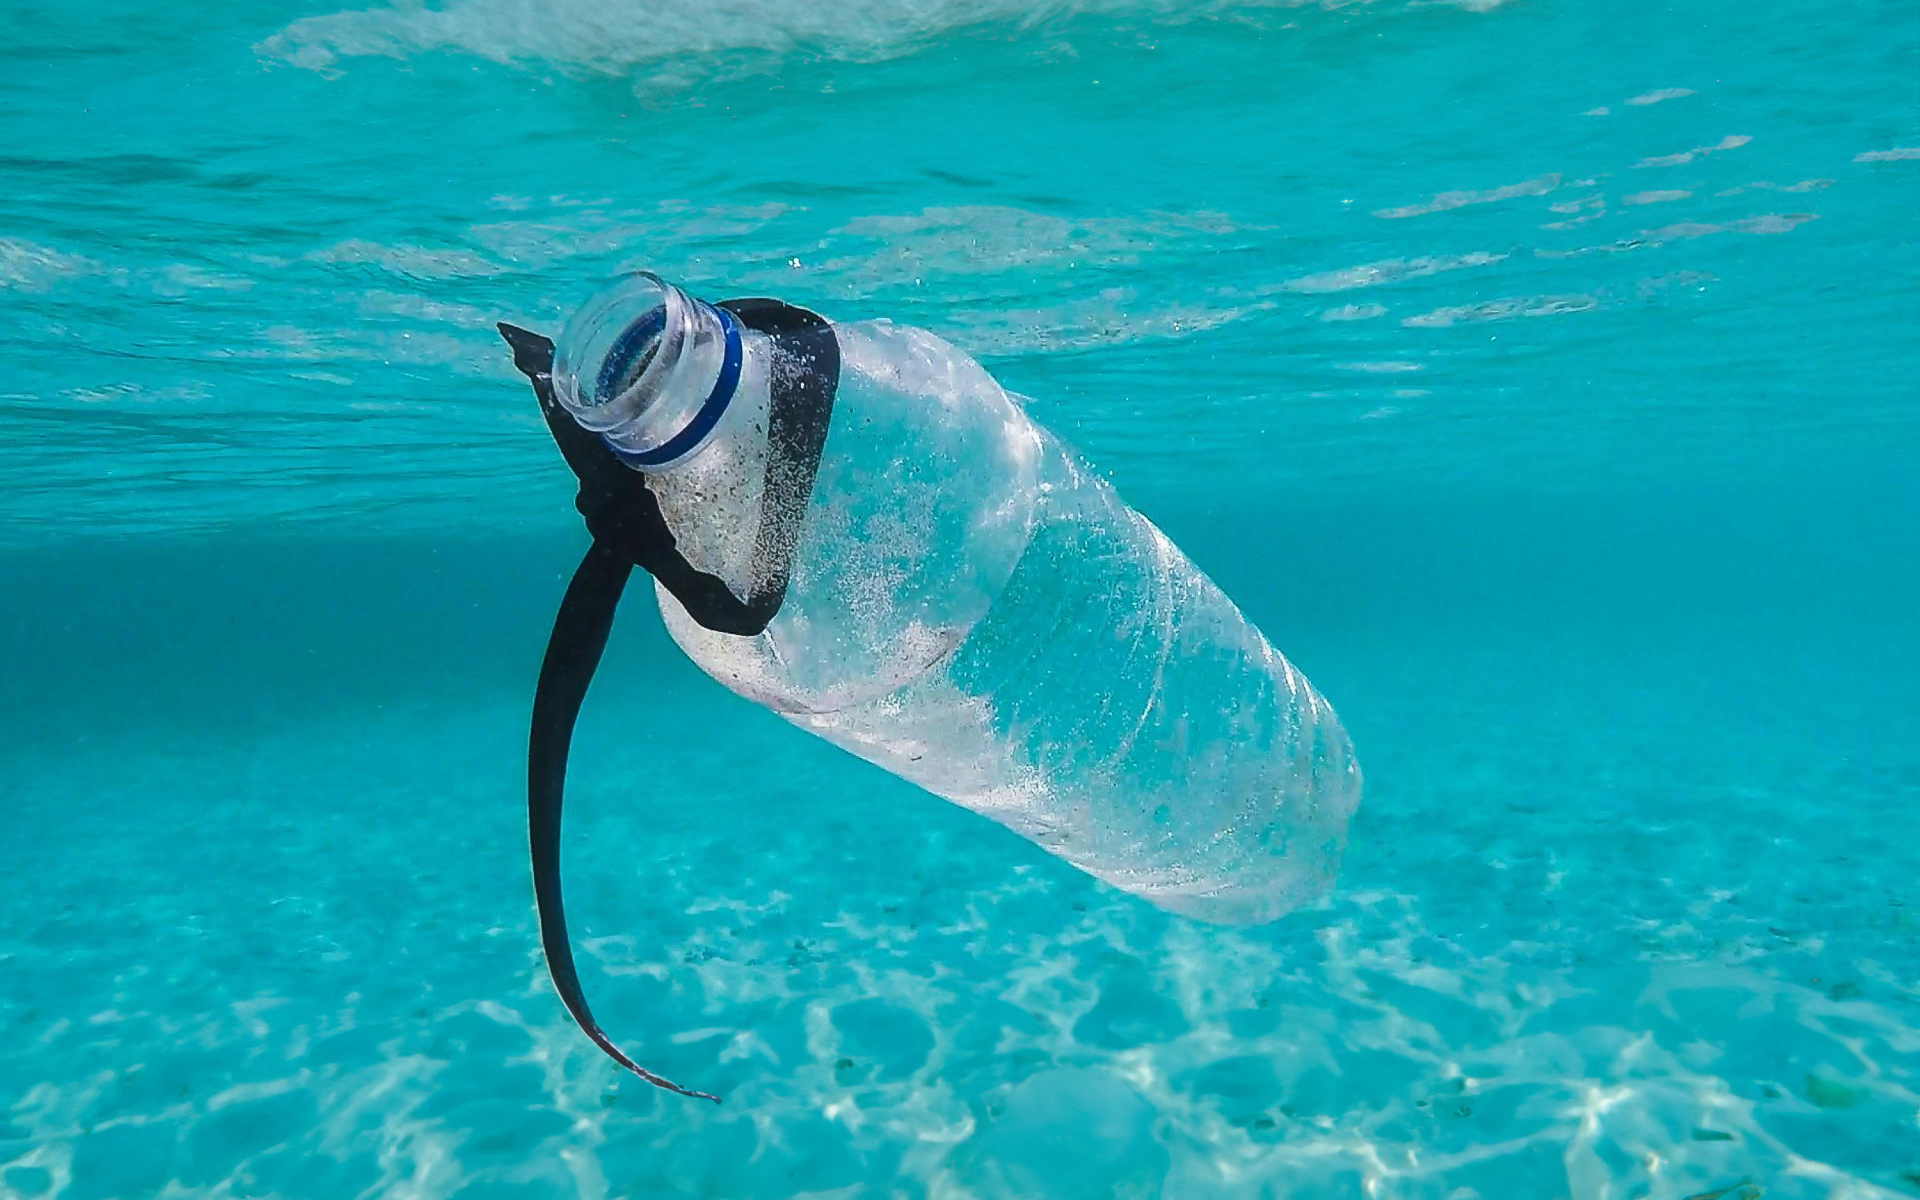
[[551, 272, 741, 466], [595, 304, 669, 405], [551, 271, 680, 434]]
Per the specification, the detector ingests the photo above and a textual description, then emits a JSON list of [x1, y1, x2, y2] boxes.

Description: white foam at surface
[[0, 237, 100, 291], [1373, 174, 1561, 220], [1633, 134, 1752, 169], [1622, 189, 1692, 206], [1401, 293, 1597, 328], [1283, 251, 1507, 293], [1319, 303, 1388, 321], [257, 0, 1361, 79], [1639, 213, 1819, 243], [1335, 360, 1422, 373], [1626, 87, 1696, 106]]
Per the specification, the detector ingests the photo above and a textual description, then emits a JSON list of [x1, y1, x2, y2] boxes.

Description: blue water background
[[3, 0, 1918, 1195]]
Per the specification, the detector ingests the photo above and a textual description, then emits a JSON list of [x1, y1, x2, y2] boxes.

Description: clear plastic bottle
[[552, 274, 1361, 925]]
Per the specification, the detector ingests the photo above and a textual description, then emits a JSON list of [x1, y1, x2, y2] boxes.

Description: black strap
[[525, 540, 718, 1100], [718, 298, 838, 633], [498, 302, 838, 637], [498, 301, 838, 1103]]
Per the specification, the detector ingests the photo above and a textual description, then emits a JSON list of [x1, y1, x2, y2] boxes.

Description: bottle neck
[[552, 275, 752, 470], [602, 300, 744, 468]]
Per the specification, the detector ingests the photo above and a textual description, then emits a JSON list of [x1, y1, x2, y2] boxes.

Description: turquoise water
[[4, 0, 1919, 1194]]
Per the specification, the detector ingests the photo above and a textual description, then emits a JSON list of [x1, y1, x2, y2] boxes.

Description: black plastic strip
[[498, 310, 838, 637], [527, 540, 720, 1103], [715, 298, 839, 629]]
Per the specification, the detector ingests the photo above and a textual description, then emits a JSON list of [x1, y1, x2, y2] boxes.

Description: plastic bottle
[[550, 273, 1361, 925]]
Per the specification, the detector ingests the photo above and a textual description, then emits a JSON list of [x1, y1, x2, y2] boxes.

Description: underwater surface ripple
[[2, 0, 1918, 1196]]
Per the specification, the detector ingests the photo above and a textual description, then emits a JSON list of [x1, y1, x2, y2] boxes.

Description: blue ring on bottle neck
[[604, 302, 743, 469]]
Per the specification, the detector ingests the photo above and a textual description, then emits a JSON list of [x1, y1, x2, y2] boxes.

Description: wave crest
[[256, 0, 1461, 82]]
